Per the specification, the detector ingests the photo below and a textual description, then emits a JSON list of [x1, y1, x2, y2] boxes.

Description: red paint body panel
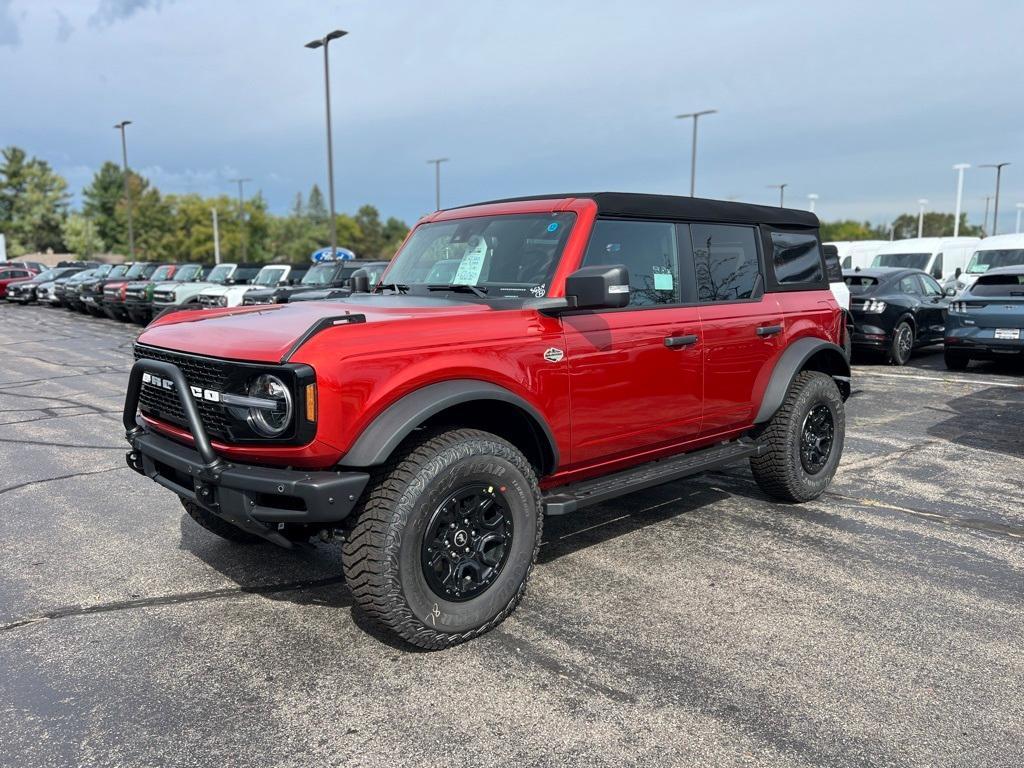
[[135, 196, 842, 484]]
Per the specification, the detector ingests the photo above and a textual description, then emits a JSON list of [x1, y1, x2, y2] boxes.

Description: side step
[[542, 439, 762, 516]]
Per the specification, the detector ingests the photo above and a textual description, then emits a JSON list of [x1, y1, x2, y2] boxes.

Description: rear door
[[563, 218, 703, 466], [693, 223, 785, 434]]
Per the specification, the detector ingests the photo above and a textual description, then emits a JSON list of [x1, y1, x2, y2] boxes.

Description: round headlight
[[247, 374, 292, 436]]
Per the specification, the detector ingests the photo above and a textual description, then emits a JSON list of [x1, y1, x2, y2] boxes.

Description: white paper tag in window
[[452, 236, 487, 285], [653, 268, 674, 291]]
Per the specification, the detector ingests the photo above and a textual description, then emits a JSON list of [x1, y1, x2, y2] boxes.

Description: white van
[[826, 240, 888, 271], [870, 237, 980, 284], [948, 233, 1024, 293]]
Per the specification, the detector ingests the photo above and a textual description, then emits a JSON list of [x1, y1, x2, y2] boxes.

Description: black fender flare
[[337, 379, 560, 471], [755, 337, 851, 424]]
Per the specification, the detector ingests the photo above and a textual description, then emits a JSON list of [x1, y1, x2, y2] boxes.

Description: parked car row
[[844, 264, 1024, 369], [4, 259, 391, 324]]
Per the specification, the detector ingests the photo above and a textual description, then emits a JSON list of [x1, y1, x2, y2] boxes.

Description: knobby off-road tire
[[180, 498, 263, 544], [887, 320, 914, 366], [750, 371, 845, 503], [342, 428, 543, 650], [944, 348, 970, 370]]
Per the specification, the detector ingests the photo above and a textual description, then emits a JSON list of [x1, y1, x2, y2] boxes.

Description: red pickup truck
[[123, 192, 850, 648]]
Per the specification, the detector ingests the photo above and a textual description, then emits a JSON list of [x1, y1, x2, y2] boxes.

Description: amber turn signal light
[[305, 383, 317, 422]]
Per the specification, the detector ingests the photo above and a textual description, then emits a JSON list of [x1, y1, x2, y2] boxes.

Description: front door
[[915, 273, 949, 343], [562, 219, 703, 467]]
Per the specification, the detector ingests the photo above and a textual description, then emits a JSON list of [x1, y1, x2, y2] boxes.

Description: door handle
[[664, 334, 698, 348], [756, 325, 783, 337]]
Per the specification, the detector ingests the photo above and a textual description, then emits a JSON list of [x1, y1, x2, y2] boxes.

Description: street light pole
[[982, 197, 992, 236], [113, 121, 136, 260], [427, 158, 449, 211], [767, 183, 788, 207], [675, 109, 716, 197], [807, 193, 818, 213], [306, 29, 348, 257], [228, 177, 251, 260], [917, 198, 928, 238], [952, 163, 969, 237], [979, 162, 1010, 235]]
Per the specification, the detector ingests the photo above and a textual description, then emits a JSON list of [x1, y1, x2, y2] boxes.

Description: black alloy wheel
[[799, 404, 835, 475], [890, 321, 914, 365], [421, 484, 514, 602]]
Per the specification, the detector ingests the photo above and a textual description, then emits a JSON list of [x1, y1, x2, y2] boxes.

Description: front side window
[[386, 213, 576, 298], [693, 223, 761, 302], [931, 253, 943, 278], [919, 275, 943, 296], [771, 231, 824, 285], [582, 219, 680, 306]]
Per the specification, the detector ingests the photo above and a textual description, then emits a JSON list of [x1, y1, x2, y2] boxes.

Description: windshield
[[966, 249, 1024, 274], [253, 267, 287, 286], [173, 264, 203, 282], [34, 269, 58, 282], [844, 275, 879, 294], [71, 270, 96, 281], [123, 263, 148, 279], [108, 265, 129, 279], [206, 264, 234, 283], [301, 263, 338, 285], [872, 253, 931, 270], [149, 265, 174, 282], [385, 213, 577, 298], [94, 264, 112, 277]]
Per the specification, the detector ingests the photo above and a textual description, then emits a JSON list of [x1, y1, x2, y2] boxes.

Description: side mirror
[[564, 265, 630, 310], [350, 273, 371, 293], [955, 267, 962, 279], [944, 286, 957, 297]]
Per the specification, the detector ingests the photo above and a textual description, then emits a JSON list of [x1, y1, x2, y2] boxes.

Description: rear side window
[[582, 219, 680, 306], [822, 245, 843, 281], [691, 224, 761, 302], [770, 232, 824, 285]]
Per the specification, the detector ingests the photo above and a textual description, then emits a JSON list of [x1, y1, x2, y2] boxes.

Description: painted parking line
[[853, 369, 1023, 389]]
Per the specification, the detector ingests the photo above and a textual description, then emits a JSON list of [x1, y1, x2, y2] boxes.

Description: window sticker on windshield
[[653, 267, 674, 291], [547, 222, 559, 233], [452, 236, 488, 285]]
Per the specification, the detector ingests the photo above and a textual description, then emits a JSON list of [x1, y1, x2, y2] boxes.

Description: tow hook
[[125, 450, 144, 474]]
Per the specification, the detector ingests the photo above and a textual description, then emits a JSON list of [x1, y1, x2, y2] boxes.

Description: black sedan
[[944, 266, 1024, 369], [845, 267, 949, 365], [5, 266, 84, 304]]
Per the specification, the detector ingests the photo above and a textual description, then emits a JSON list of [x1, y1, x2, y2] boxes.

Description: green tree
[[307, 184, 327, 223], [62, 214, 105, 258], [888, 212, 982, 240], [0, 146, 70, 255], [819, 219, 880, 242], [82, 161, 126, 249]]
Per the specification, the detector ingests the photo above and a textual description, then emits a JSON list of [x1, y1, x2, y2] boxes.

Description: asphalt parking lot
[[1, 303, 1022, 768]]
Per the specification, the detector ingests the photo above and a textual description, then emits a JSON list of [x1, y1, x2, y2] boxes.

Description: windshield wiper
[[427, 284, 489, 298], [374, 282, 410, 294]]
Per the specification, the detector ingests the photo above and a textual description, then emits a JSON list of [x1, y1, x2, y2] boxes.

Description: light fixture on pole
[[675, 109, 716, 197], [952, 163, 969, 237], [113, 121, 136, 259], [807, 193, 818, 213], [979, 162, 1010, 235], [1016, 202, 1024, 234], [917, 198, 928, 238], [427, 158, 449, 211], [767, 183, 788, 207], [306, 29, 348, 257], [228, 177, 252, 260]]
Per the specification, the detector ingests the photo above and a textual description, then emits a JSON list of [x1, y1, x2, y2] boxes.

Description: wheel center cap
[[453, 529, 469, 547]]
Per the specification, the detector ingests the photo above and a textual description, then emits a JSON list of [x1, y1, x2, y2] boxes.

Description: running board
[[542, 439, 763, 516]]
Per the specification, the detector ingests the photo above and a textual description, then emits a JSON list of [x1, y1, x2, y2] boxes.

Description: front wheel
[[342, 428, 542, 650], [750, 371, 845, 503]]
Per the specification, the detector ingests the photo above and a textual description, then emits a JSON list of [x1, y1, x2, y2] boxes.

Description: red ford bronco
[[123, 193, 850, 648]]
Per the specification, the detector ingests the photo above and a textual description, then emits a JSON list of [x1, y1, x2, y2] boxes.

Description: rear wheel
[[887, 321, 914, 365], [750, 371, 845, 503], [342, 428, 542, 650], [944, 349, 970, 370]]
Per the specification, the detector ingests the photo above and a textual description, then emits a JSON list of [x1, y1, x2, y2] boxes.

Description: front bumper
[[123, 358, 369, 547]]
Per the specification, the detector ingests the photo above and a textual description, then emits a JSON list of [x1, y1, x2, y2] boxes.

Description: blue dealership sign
[[311, 246, 356, 262]]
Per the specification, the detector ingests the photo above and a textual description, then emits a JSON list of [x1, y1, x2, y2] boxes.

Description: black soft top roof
[[465, 192, 819, 229]]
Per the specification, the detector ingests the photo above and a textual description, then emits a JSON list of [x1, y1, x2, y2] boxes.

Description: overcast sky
[[1, 0, 1022, 231]]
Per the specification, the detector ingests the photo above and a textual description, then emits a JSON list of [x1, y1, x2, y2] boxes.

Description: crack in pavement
[[0, 367, 130, 391], [0, 574, 348, 633], [0, 465, 127, 497]]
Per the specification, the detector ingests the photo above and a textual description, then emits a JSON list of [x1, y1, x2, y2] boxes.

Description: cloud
[[0, 0, 20, 47], [90, 0, 171, 27], [55, 10, 72, 43]]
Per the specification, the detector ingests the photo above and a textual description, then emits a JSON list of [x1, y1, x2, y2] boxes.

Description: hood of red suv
[[138, 295, 493, 363]]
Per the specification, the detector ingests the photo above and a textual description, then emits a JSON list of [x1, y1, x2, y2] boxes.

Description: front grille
[[153, 290, 173, 303], [127, 289, 146, 299], [134, 346, 232, 440], [198, 294, 221, 307]]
